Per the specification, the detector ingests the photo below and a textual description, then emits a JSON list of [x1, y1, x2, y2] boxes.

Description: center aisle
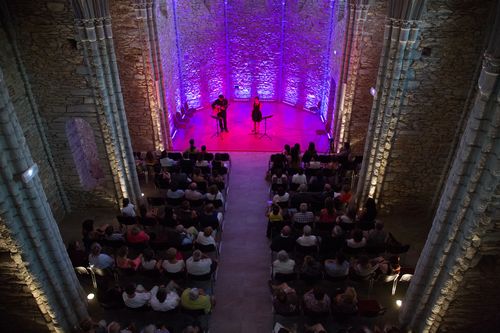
[[210, 152, 273, 332]]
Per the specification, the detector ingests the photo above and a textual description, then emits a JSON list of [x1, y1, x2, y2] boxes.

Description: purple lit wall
[[155, 0, 181, 138], [282, 0, 333, 109], [226, 0, 282, 100], [174, 0, 226, 108]]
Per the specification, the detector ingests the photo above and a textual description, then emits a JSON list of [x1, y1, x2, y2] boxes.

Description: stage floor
[[172, 101, 330, 152]]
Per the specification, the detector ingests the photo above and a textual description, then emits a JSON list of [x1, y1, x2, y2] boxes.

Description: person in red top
[[126, 225, 150, 244], [338, 185, 352, 204], [318, 197, 337, 224]]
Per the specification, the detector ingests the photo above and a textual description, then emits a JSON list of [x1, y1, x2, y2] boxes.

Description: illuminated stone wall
[[227, 0, 281, 100], [4, 0, 118, 210], [175, 0, 226, 108], [377, 0, 493, 214], [282, 0, 332, 108]]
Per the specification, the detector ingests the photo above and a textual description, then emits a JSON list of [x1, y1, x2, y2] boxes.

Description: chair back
[[194, 243, 217, 253], [273, 272, 296, 283], [214, 153, 230, 161], [116, 215, 137, 226], [187, 272, 212, 281], [167, 152, 182, 160]]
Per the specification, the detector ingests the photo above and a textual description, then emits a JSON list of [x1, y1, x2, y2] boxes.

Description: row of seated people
[[270, 167, 351, 194], [155, 165, 228, 192], [79, 317, 204, 333]]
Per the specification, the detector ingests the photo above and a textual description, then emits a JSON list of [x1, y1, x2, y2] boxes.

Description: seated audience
[[272, 169, 288, 186], [272, 187, 290, 205], [104, 225, 124, 242], [308, 156, 321, 169], [88, 243, 114, 269], [271, 283, 299, 315], [272, 250, 295, 277], [116, 246, 142, 270], [195, 155, 210, 168], [205, 184, 224, 205], [346, 228, 367, 249], [332, 286, 358, 315], [376, 255, 401, 276], [320, 226, 345, 257], [167, 185, 185, 199], [291, 168, 307, 186], [300, 255, 322, 279], [337, 207, 357, 226], [185, 182, 204, 201], [150, 284, 180, 312], [290, 184, 314, 209], [303, 287, 331, 315], [270, 226, 295, 253], [338, 185, 352, 204], [296, 225, 318, 247], [198, 204, 221, 231], [196, 227, 217, 247], [192, 168, 206, 183], [67, 240, 87, 267], [126, 226, 150, 244], [82, 219, 105, 251], [266, 204, 284, 238], [186, 250, 213, 276], [292, 203, 315, 227], [176, 225, 194, 247], [324, 252, 350, 278], [304, 323, 328, 333], [353, 255, 379, 278], [308, 171, 325, 192], [122, 283, 151, 309], [357, 197, 378, 226], [141, 247, 158, 271], [367, 221, 388, 247], [318, 197, 337, 224], [180, 288, 213, 314], [121, 198, 136, 217], [161, 247, 185, 274], [176, 201, 198, 228]]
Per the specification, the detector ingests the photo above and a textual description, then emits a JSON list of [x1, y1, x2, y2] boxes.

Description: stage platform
[[172, 101, 330, 152]]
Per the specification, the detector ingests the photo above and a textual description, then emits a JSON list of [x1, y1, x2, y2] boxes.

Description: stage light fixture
[[370, 87, 376, 96], [87, 293, 95, 300], [396, 299, 402, 307]]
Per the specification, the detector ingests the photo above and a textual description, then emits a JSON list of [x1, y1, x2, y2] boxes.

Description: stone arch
[[65, 118, 105, 191]]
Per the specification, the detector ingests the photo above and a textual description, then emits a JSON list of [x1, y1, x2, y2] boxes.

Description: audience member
[[367, 221, 388, 247], [324, 252, 349, 278], [198, 204, 221, 231], [180, 288, 213, 314], [266, 204, 284, 238], [186, 250, 213, 276], [271, 283, 299, 315], [338, 185, 352, 204], [121, 198, 136, 217], [332, 286, 358, 316], [140, 247, 158, 271], [270, 226, 295, 253], [292, 203, 315, 227], [291, 168, 307, 186], [353, 255, 379, 278], [272, 187, 290, 205], [126, 226, 150, 244], [116, 246, 142, 270], [318, 197, 337, 224], [184, 138, 197, 154], [205, 184, 224, 205], [150, 284, 180, 312], [296, 225, 318, 247], [67, 240, 87, 267], [185, 183, 204, 201], [303, 287, 331, 315], [88, 243, 114, 269], [300, 255, 322, 279], [122, 283, 151, 309], [346, 229, 367, 249], [320, 226, 346, 257], [104, 225, 125, 242], [161, 247, 185, 274], [196, 227, 217, 247], [167, 185, 185, 199], [272, 250, 295, 277]]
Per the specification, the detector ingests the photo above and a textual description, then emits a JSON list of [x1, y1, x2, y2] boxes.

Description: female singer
[[252, 96, 263, 133]]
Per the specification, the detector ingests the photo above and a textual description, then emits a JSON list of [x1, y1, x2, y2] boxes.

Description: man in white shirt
[[150, 285, 180, 312], [122, 283, 151, 308], [291, 169, 307, 186], [186, 250, 213, 276], [121, 198, 136, 217], [296, 225, 318, 247]]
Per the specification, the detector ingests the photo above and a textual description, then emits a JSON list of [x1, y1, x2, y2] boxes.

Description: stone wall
[[377, 0, 493, 214], [155, 0, 180, 138], [227, 0, 281, 100], [282, 0, 332, 108], [6, 0, 122, 210], [111, 0, 157, 151], [348, 0, 386, 154], [176, 0, 226, 107]]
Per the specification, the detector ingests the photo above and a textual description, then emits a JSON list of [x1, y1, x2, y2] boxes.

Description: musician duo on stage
[[211, 94, 267, 134]]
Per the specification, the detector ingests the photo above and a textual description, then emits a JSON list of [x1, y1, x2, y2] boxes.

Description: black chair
[[273, 272, 297, 283], [194, 243, 217, 255], [214, 153, 230, 162], [167, 152, 182, 160], [147, 197, 165, 207], [100, 239, 125, 249], [140, 216, 157, 228], [196, 181, 208, 193], [165, 271, 186, 281], [166, 197, 183, 207], [318, 155, 332, 164], [117, 215, 137, 229], [295, 244, 319, 258], [202, 153, 214, 161]]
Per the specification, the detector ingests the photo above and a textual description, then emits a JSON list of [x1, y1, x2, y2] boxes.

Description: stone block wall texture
[[377, 0, 493, 214], [176, 0, 226, 107], [348, 0, 386, 154], [322, 0, 348, 132], [111, 0, 157, 151], [282, 0, 332, 109], [155, 0, 181, 137], [6, 0, 122, 210], [227, 0, 281, 100]]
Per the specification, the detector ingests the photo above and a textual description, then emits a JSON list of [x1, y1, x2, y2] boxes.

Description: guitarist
[[211, 94, 229, 132]]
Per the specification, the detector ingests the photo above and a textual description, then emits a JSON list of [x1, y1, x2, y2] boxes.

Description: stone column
[[134, 0, 172, 150], [71, 0, 141, 204], [334, 0, 370, 148], [399, 7, 500, 332], [356, 0, 426, 203], [0, 67, 88, 332]]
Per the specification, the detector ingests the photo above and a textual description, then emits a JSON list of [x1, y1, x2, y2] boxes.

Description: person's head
[[298, 168, 304, 175], [335, 251, 346, 265], [389, 255, 400, 268], [67, 240, 83, 252], [201, 145, 207, 152], [82, 219, 94, 234], [375, 221, 384, 231], [298, 184, 308, 192], [156, 287, 167, 303], [324, 183, 332, 192], [324, 197, 335, 213], [143, 247, 154, 261], [275, 168, 283, 177], [192, 250, 202, 261], [125, 283, 136, 297], [181, 200, 191, 210], [188, 288, 199, 300], [104, 225, 114, 237], [277, 186, 286, 196], [254, 96, 260, 104], [303, 255, 315, 265], [307, 142, 316, 152], [332, 225, 343, 237], [189, 138, 195, 146], [117, 246, 129, 258], [277, 250, 289, 262], [275, 288, 287, 302], [166, 247, 177, 260], [365, 197, 377, 211], [193, 167, 201, 176], [284, 144, 290, 153], [131, 225, 141, 236], [122, 198, 130, 208], [352, 229, 364, 242], [282, 226, 291, 236], [303, 225, 312, 236], [271, 204, 280, 215], [107, 321, 121, 333], [209, 184, 218, 195], [204, 203, 215, 214], [313, 287, 325, 301], [203, 226, 213, 237], [299, 203, 308, 212], [218, 94, 224, 101], [90, 242, 102, 256], [189, 182, 198, 191]]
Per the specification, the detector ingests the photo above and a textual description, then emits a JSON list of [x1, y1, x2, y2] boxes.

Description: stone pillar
[[0, 67, 88, 332], [134, 0, 172, 150], [399, 7, 500, 332], [356, 0, 426, 203], [334, 0, 370, 149], [71, 0, 141, 204]]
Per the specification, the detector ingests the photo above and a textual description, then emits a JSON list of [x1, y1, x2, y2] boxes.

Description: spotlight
[[141, 193, 145, 197], [87, 293, 95, 300], [18, 164, 39, 184], [396, 299, 402, 307], [369, 87, 376, 96], [333, 50, 337, 55]]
